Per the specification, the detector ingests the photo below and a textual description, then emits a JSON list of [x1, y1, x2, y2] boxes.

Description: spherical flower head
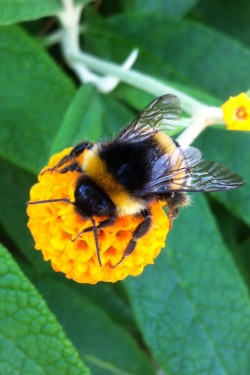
[[221, 92, 250, 131], [27, 148, 170, 284]]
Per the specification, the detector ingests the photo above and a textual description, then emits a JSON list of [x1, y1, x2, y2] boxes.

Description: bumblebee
[[28, 94, 244, 267]]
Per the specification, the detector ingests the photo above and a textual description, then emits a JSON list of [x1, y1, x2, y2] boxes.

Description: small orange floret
[[221, 92, 250, 131], [27, 148, 170, 284]]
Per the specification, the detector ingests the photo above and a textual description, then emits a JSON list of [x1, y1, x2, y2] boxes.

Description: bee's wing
[[116, 94, 181, 143], [180, 161, 244, 192], [143, 146, 244, 194]]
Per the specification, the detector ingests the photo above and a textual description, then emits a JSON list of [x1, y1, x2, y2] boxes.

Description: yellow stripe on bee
[[82, 147, 145, 216], [153, 132, 187, 187], [153, 131, 176, 155]]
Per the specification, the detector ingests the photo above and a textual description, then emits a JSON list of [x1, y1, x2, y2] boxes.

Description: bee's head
[[74, 176, 116, 218]]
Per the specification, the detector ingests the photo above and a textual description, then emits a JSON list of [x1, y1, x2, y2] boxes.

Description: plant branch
[[177, 107, 225, 146], [57, 0, 225, 146]]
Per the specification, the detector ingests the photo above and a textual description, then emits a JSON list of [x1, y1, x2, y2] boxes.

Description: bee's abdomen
[[99, 139, 161, 193]]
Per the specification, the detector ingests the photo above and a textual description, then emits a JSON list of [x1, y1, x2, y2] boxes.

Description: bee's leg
[[72, 216, 116, 266], [81, 217, 116, 233], [165, 192, 190, 228], [110, 210, 152, 268], [167, 205, 179, 229], [55, 161, 82, 174], [41, 141, 93, 174]]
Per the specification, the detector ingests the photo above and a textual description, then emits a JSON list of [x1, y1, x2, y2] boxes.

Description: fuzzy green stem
[[57, 0, 225, 147], [70, 51, 206, 116]]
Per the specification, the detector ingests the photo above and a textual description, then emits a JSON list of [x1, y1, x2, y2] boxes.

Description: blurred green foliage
[[0, 1, 250, 374]]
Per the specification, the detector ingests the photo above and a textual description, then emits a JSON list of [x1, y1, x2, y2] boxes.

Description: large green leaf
[[103, 14, 250, 98], [0, 157, 53, 269], [195, 128, 250, 226], [125, 195, 250, 375], [50, 85, 134, 154], [76, 282, 136, 334], [31, 273, 155, 375], [0, 244, 90, 375], [0, 0, 61, 25], [192, 0, 250, 46], [84, 18, 188, 89], [0, 25, 75, 173], [119, 0, 199, 18], [50, 85, 106, 154]]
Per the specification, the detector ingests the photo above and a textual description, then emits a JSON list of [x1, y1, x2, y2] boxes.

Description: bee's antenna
[[26, 198, 73, 205], [90, 217, 102, 267]]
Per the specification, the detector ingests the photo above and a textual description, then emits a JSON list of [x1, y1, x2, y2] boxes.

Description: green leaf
[[76, 0, 94, 5], [120, 0, 199, 18], [50, 85, 105, 153], [50, 85, 134, 153], [85, 18, 185, 85], [239, 237, 250, 288], [0, 244, 90, 375], [125, 195, 250, 375], [0, 156, 54, 270], [210, 201, 250, 291], [195, 128, 250, 226], [99, 94, 135, 135], [113, 85, 156, 112], [77, 283, 136, 333], [104, 14, 250, 98], [192, 0, 250, 46], [0, 0, 61, 25], [0, 25, 75, 173], [31, 274, 155, 375]]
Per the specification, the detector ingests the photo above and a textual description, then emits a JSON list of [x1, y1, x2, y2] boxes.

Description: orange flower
[[27, 148, 170, 284], [221, 92, 250, 131]]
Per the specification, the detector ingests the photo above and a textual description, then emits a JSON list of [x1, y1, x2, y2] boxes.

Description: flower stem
[[71, 51, 206, 115], [57, 0, 225, 147], [177, 107, 225, 146]]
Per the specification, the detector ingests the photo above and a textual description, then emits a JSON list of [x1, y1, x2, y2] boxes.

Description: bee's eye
[[97, 202, 106, 212], [75, 184, 90, 200]]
